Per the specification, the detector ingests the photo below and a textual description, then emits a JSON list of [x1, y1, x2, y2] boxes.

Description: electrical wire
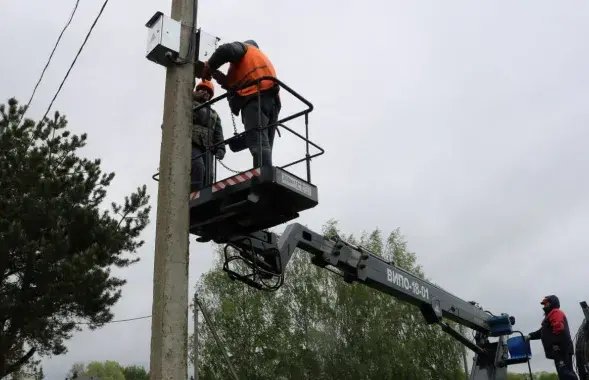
[[40, 0, 110, 167], [16, 0, 80, 127], [31, 0, 185, 333], [39, 0, 110, 125], [76, 315, 151, 325]]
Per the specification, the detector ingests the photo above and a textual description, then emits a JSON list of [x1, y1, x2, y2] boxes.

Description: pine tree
[[0, 98, 151, 378]]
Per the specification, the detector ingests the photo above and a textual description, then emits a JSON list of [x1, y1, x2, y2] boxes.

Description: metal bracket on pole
[[194, 293, 240, 380]]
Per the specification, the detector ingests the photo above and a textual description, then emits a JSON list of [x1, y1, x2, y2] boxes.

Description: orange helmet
[[195, 80, 214, 97]]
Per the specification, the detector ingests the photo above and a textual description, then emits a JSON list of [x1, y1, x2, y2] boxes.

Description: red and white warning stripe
[[188, 168, 261, 200], [212, 168, 261, 192]]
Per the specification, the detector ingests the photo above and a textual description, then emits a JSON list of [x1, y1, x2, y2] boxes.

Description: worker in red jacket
[[201, 39, 281, 168], [527, 295, 578, 380]]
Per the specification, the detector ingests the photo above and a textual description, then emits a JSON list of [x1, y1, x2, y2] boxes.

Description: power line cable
[[40, 0, 110, 125], [38, 0, 110, 167], [26, 0, 146, 332], [76, 315, 152, 325], [16, 0, 80, 127]]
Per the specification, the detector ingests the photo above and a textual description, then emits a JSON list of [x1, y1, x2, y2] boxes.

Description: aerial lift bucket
[[185, 76, 324, 244]]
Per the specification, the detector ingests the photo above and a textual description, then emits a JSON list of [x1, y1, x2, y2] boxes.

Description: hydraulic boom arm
[[278, 224, 490, 331], [224, 223, 528, 380]]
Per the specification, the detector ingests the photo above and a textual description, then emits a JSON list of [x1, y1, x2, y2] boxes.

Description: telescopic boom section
[[227, 223, 492, 333], [282, 224, 491, 332]]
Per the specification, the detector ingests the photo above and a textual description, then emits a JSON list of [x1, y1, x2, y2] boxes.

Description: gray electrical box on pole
[[145, 12, 181, 67], [145, 0, 196, 379]]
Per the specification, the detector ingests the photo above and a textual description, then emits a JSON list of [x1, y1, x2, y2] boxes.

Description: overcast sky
[[2, 0, 589, 378]]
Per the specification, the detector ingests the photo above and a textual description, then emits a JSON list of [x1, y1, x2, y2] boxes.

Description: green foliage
[[85, 361, 125, 380], [0, 98, 151, 378], [506, 372, 558, 380], [122, 365, 149, 380], [67, 361, 126, 380], [536, 373, 559, 380], [191, 220, 467, 380], [66, 362, 148, 380]]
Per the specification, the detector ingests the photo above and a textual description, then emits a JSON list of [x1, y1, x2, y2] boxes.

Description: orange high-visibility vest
[[226, 45, 277, 97]]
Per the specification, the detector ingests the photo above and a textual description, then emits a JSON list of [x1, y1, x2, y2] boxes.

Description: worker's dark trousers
[[553, 352, 578, 380], [190, 145, 214, 192], [241, 95, 279, 168]]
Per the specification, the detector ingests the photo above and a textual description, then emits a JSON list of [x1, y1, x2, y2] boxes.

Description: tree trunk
[[0, 347, 36, 379]]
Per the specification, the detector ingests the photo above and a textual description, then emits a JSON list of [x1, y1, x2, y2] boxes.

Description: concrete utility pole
[[149, 0, 196, 378]]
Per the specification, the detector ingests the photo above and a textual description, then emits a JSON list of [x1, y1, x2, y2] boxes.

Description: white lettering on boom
[[386, 268, 430, 301]]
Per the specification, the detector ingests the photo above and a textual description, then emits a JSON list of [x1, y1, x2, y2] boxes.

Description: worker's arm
[[528, 328, 542, 340], [207, 42, 247, 71]]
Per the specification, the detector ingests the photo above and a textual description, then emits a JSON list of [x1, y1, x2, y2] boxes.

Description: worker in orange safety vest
[[201, 39, 281, 168]]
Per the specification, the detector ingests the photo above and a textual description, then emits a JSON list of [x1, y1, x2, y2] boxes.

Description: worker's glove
[[215, 148, 225, 160], [201, 62, 212, 81], [525, 335, 531, 341]]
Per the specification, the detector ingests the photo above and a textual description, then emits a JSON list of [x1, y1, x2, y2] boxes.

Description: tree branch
[[116, 209, 133, 229], [3, 346, 36, 377], [2, 250, 35, 356]]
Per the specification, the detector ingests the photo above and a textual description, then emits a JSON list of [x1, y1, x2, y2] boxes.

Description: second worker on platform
[[191, 79, 225, 192], [201, 39, 281, 168]]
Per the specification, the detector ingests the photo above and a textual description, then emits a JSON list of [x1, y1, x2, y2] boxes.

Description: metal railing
[[152, 76, 324, 186]]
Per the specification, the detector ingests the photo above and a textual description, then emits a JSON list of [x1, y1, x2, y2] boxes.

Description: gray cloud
[[2, 0, 589, 377]]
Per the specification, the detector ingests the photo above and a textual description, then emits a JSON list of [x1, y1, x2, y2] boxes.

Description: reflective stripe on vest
[[227, 45, 277, 97]]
